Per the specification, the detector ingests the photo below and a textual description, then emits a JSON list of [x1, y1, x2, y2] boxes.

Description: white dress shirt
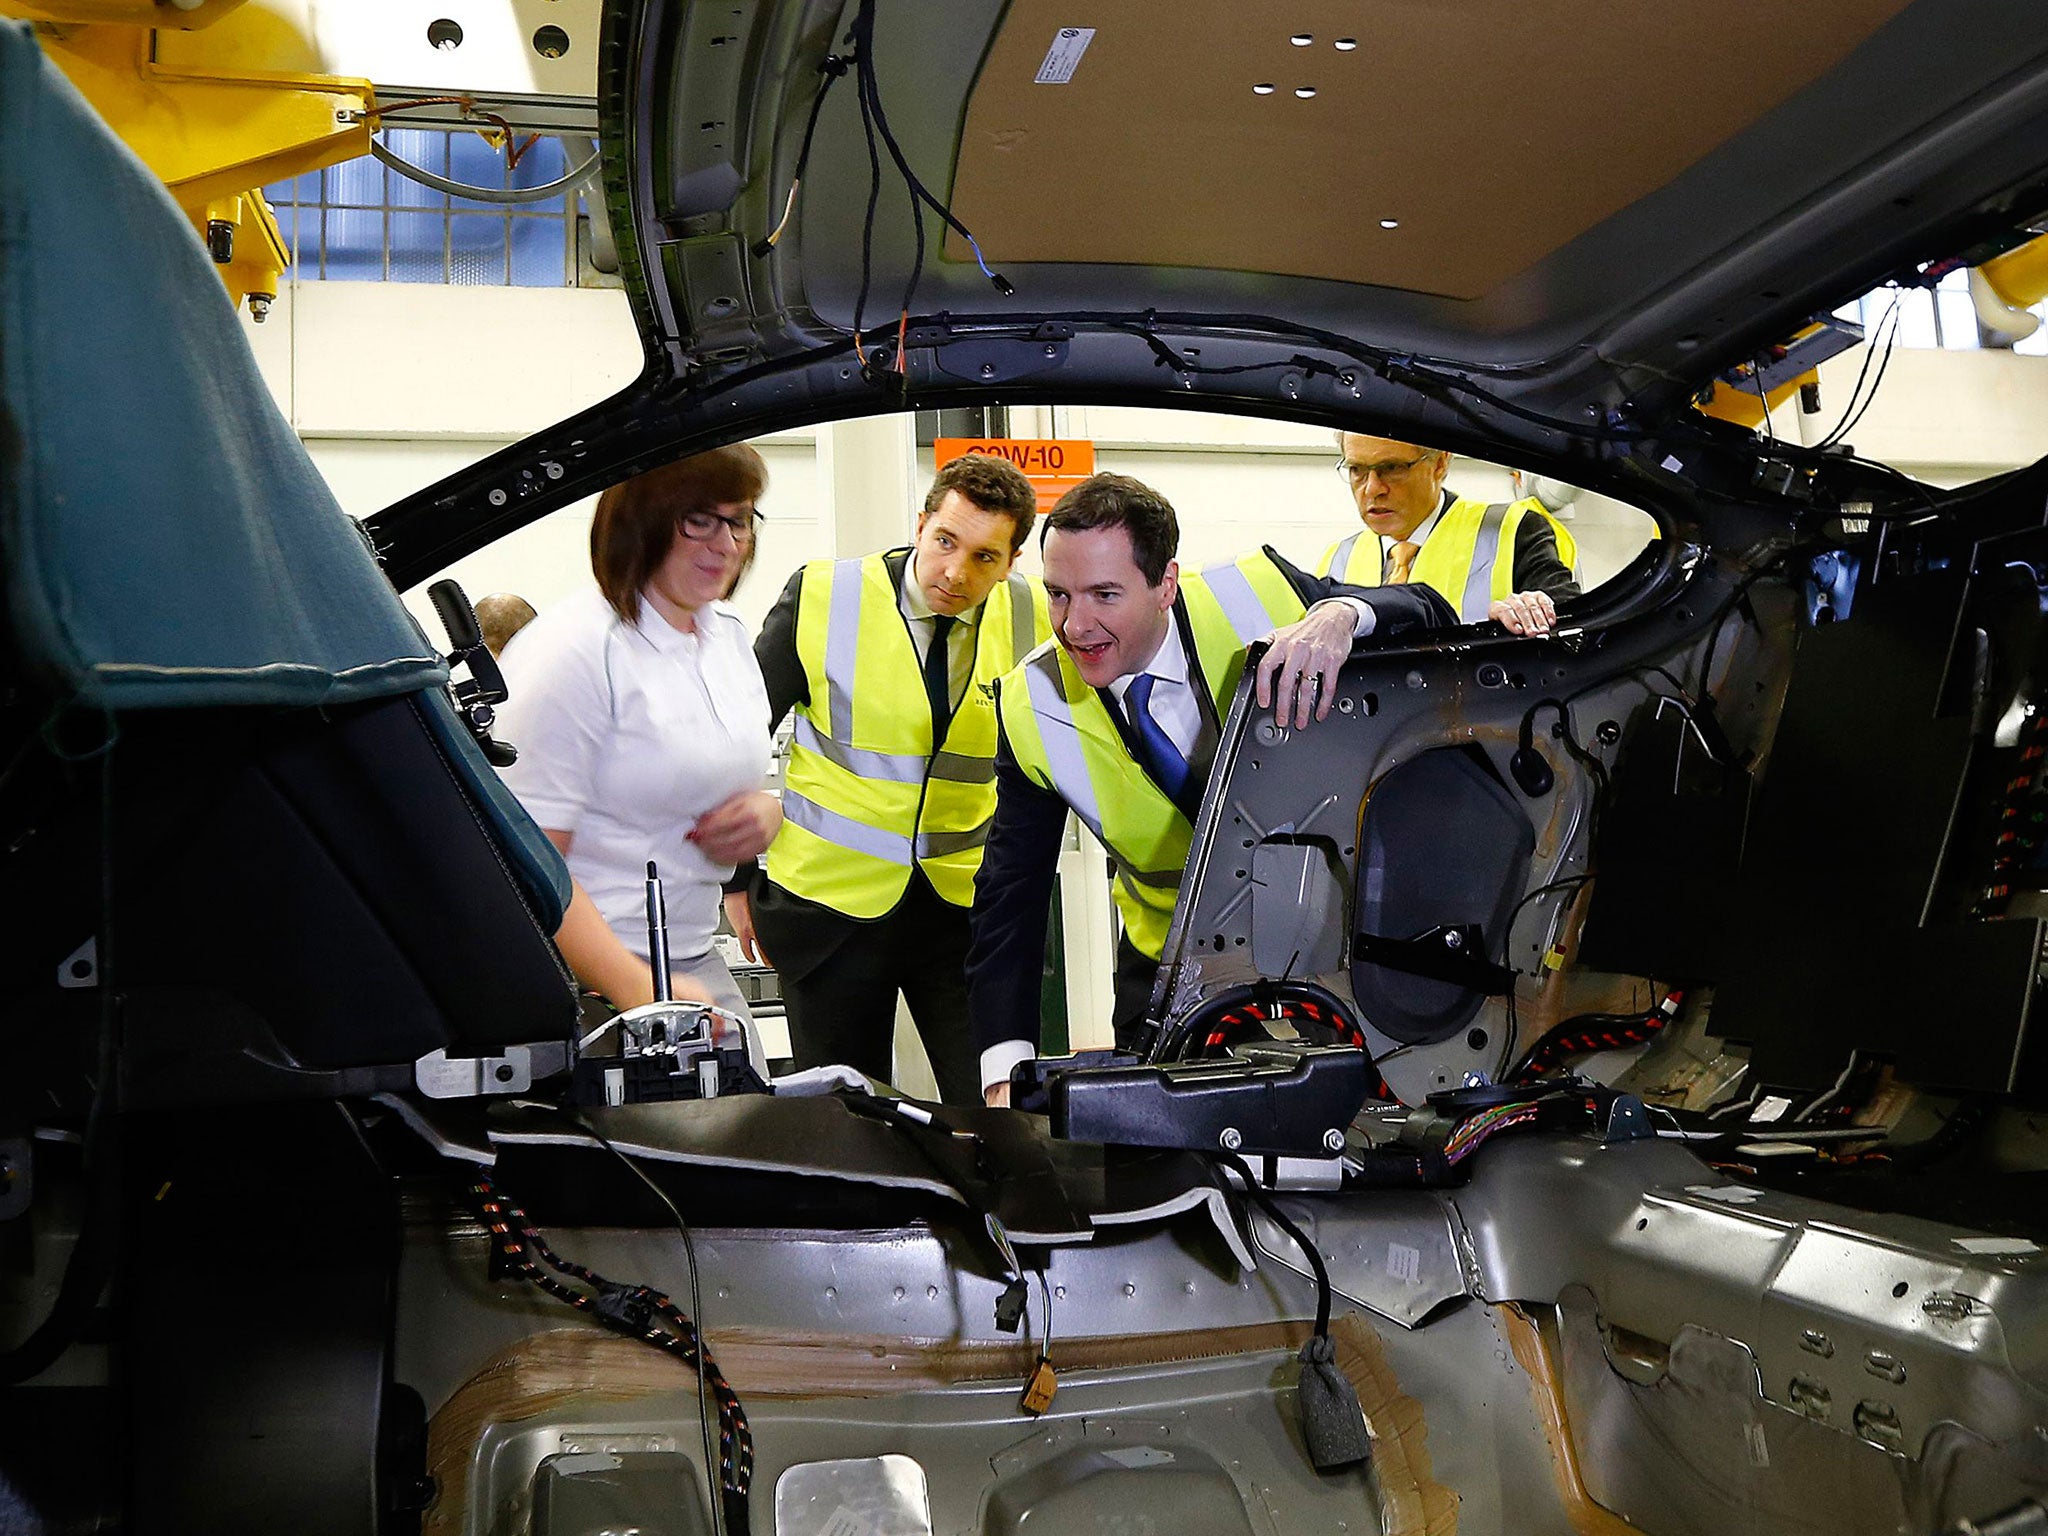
[[898, 550, 978, 711], [496, 586, 772, 961]]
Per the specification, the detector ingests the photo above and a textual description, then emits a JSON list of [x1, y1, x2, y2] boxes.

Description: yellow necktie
[[1386, 540, 1421, 585]]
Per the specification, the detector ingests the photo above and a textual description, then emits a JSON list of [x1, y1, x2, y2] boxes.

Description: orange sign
[[934, 437, 1096, 512]]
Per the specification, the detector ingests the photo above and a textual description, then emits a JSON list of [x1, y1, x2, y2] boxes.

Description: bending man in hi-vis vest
[[968, 472, 1457, 1106], [1318, 432, 1580, 636], [743, 454, 1052, 1105]]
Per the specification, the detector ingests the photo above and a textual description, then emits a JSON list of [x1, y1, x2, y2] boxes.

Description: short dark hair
[[924, 453, 1038, 548], [590, 444, 768, 622], [1042, 473, 1179, 585]]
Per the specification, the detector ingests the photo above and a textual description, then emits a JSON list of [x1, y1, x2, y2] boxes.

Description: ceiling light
[[1295, 86, 1317, 98], [1290, 33, 1313, 45], [1335, 38, 1358, 50], [1253, 82, 1276, 94], [1380, 218, 1400, 229]]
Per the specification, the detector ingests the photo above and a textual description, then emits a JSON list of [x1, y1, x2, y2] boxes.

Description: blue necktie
[[1126, 672, 1193, 805]]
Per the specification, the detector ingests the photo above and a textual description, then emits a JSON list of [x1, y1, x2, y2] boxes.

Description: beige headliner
[[946, 0, 1915, 300]]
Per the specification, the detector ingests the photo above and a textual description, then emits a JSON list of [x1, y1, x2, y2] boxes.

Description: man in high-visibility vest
[[968, 472, 1456, 1105], [1318, 432, 1579, 635], [742, 453, 1052, 1105]]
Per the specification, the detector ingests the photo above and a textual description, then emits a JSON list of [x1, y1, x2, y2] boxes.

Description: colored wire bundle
[[465, 1173, 754, 1510], [1443, 1101, 1543, 1165]]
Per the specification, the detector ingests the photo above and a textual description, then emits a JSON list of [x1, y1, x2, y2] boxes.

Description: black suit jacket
[[964, 549, 1454, 1069]]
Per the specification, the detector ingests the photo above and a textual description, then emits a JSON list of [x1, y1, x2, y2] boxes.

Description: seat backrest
[[0, 21, 576, 1098]]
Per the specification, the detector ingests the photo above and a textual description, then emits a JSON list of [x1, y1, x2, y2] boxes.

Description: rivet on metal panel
[[1799, 1328, 1835, 1358], [1864, 1351, 1907, 1385], [1788, 1376, 1831, 1420], [1852, 1400, 1904, 1452]]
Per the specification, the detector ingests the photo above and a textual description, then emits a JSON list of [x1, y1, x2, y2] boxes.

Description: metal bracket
[[56, 936, 97, 989], [931, 335, 1070, 385], [1352, 924, 1515, 994], [415, 1045, 534, 1100]]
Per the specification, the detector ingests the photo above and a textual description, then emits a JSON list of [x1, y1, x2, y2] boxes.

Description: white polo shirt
[[496, 586, 771, 961]]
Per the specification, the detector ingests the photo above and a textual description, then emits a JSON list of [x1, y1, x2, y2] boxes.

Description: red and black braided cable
[[467, 1172, 754, 1496]]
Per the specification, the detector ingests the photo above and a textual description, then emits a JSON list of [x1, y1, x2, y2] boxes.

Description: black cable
[[1214, 1153, 1331, 1340], [847, 0, 1012, 295], [854, 38, 924, 341], [1750, 357, 1776, 446], [750, 54, 851, 258], [1821, 299, 1903, 451], [540, 1109, 734, 1536], [1817, 292, 1903, 451], [849, 49, 883, 358]]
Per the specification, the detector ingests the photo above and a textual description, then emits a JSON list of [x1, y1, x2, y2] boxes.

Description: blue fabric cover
[[0, 22, 440, 709], [0, 23, 569, 922]]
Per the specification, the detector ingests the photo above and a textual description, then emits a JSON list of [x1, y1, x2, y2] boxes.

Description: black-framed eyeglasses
[[1336, 450, 1434, 485], [678, 508, 760, 546]]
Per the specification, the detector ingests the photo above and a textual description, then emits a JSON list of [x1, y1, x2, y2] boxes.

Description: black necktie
[[923, 614, 957, 735]]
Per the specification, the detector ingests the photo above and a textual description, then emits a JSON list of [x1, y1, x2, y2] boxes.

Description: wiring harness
[[1512, 990, 1684, 1083], [465, 1172, 754, 1527]]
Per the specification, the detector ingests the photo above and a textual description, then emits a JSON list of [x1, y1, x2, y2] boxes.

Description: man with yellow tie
[[1317, 432, 1578, 636]]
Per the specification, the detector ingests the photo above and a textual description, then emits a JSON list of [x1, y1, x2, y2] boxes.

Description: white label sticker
[[1035, 27, 1096, 83], [1660, 454, 1684, 473], [1743, 1420, 1771, 1467], [1954, 1236, 2040, 1256], [817, 1508, 878, 1536], [1387, 1242, 1422, 1285], [1749, 1094, 1793, 1125]]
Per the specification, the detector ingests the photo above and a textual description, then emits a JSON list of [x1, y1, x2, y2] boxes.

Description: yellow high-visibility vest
[[1317, 496, 1578, 622], [996, 551, 1307, 959], [768, 551, 1051, 916]]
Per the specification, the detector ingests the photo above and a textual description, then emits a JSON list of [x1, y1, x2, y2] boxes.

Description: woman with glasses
[[495, 445, 780, 1048]]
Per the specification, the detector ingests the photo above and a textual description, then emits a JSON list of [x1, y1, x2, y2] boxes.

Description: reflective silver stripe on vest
[[917, 820, 990, 857], [1460, 502, 1511, 622], [781, 789, 913, 865], [792, 715, 927, 784], [929, 750, 996, 784], [1200, 559, 1275, 643], [1006, 573, 1035, 665], [1022, 657, 1182, 892], [1328, 532, 1362, 581], [824, 557, 864, 736], [1023, 655, 1109, 848]]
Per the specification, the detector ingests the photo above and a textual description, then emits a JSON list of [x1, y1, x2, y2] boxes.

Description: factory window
[[1836, 269, 2048, 355], [264, 129, 589, 287]]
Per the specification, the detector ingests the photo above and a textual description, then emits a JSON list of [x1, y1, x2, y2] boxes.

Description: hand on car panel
[[688, 789, 783, 865], [1254, 601, 1357, 729], [1488, 590, 1558, 636]]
